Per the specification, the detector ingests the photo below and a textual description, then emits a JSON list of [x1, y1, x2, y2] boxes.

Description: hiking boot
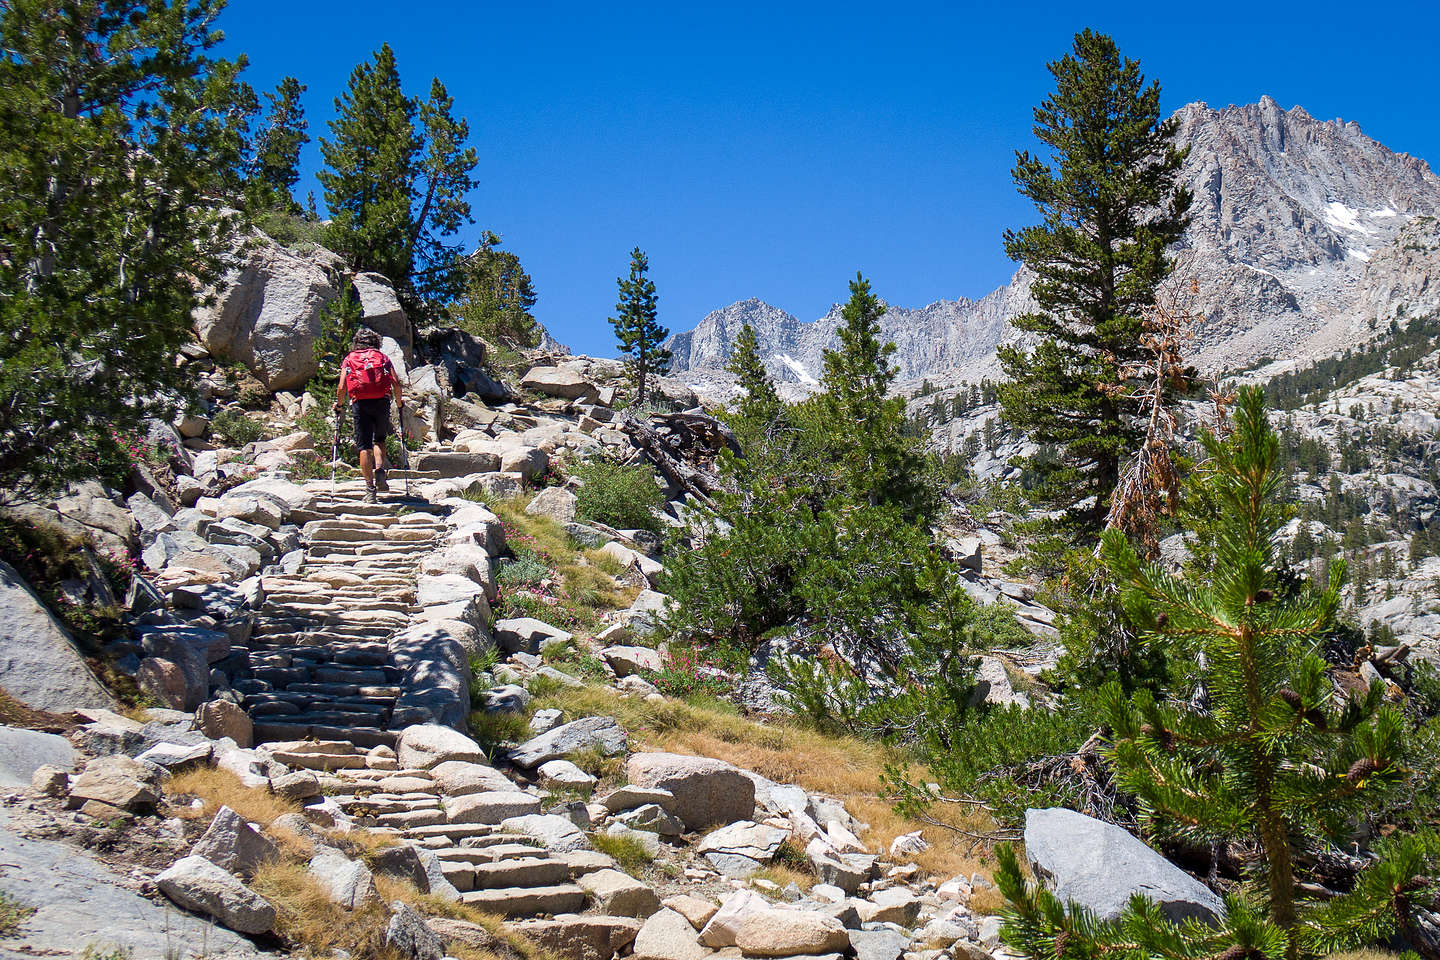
[[363, 486, 378, 504], [374, 465, 389, 492]]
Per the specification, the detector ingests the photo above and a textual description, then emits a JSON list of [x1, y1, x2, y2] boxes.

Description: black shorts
[[352, 397, 391, 450]]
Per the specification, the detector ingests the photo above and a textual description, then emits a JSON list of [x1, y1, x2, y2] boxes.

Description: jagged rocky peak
[[667, 97, 1440, 392]]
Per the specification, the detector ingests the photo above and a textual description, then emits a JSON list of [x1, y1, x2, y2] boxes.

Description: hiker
[[334, 328, 404, 503]]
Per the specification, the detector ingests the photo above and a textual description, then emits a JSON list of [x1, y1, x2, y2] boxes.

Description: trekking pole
[[398, 400, 411, 500], [330, 408, 339, 500]]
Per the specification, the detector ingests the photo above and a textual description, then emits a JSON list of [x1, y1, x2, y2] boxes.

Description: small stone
[[271, 770, 322, 801], [385, 900, 444, 960], [309, 846, 381, 909], [616, 803, 685, 837], [30, 764, 70, 796], [67, 755, 161, 812], [538, 758, 598, 795], [735, 909, 850, 957], [662, 894, 719, 930]]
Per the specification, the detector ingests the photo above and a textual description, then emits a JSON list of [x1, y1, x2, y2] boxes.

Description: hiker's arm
[[334, 366, 347, 410]]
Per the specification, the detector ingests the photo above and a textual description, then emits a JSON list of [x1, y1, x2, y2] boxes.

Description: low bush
[[570, 460, 666, 533], [210, 408, 265, 447]]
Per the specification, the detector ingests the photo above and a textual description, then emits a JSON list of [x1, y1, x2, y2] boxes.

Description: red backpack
[[343, 349, 394, 400]]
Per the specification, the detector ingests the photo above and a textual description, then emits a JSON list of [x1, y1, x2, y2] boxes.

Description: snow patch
[[1323, 201, 1373, 235], [1370, 206, 1399, 219], [1238, 262, 1283, 282], [1347, 248, 1372, 262], [774, 353, 818, 386]]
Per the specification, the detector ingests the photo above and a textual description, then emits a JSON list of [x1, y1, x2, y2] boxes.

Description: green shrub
[[210, 408, 265, 447], [296, 408, 334, 449], [497, 548, 551, 588], [571, 460, 665, 533], [254, 207, 327, 249], [468, 710, 531, 759]]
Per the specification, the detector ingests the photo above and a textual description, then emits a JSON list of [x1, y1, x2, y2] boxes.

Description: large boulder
[[0, 560, 115, 712], [308, 846, 381, 909], [525, 486, 578, 524], [509, 716, 626, 769], [397, 724, 486, 769], [499, 813, 592, 853], [353, 272, 411, 356], [521, 366, 596, 401], [155, 855, 276, 934], [625, 753, 755, 830], [504, 915, 643, 960], [193, 236, 340, 391], [1024, 807, 1225, 923], [386, 901, 444, 960]]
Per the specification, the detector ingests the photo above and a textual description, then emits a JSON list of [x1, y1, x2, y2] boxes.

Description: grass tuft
[[0, 890, 35, 938], [590, 831, 655, 872]]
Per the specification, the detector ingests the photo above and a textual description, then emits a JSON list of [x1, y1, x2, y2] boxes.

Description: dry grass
[[164, 767, 299, 827], [251, 861, 401, 960], [1324, 951, 1408, 960], [534, 685, 995, 883]]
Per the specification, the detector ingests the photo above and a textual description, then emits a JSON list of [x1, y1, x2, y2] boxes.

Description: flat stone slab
[[0, 726, 75, 788], [0, 809, 268, 958]]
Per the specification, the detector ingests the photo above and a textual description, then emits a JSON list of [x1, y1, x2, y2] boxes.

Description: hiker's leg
[[358, 448, 375, 486], [372, 444, 387, 470]]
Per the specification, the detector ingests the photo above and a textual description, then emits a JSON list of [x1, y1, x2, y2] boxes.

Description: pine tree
[[0, 0, 250, 494], [409, 78, 478, 306], [819, 273, 932, 519], [245, 77, 308, 212], [725, 322, 781, 430], [997, 29, 1192, 531], [319, 44, 419, 287], [451, 231, 539, 347], [996, 387, 1419, 960], [609, 247, 670, 406]]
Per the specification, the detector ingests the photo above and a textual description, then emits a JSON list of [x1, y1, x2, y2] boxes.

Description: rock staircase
[[229, 469, 635, 932], [236, 474, 447, 750]]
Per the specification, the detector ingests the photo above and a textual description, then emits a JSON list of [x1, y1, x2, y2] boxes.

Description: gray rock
[[615, 803, 685, 837], [371, 844, 461, 903], [524, 486, 578, 524], [0, 560, 116, 712], [521, 366, 597, 400], [625, 752, 756, 830], [600, 644, 663, 677], [482, 684, 533, 713], [1024, 807, 1225, 923], [528, 708, 564, 734], [396, 723, 485, 769], [698, 820, 789, 876], [632, 907, 709, 960], [0, 809, 264, 957], [67, 755, 162, 813], [442, 790, 543, 824], [499, 813, 593, 853], [509, 715, 626, 769], [191, 805, 280, 878], [155, 855, 276, 934], [577, 868, 661, 919], [850, 928, 910, 960], [494, 616, 573, 655], [0, 726, 75, 788], [385, 900, 444, 960], [308, 846, 380, 909], [194, 235, 339, 391]]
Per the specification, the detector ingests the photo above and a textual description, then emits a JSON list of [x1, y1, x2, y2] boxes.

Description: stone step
[[435, 843, 550, 865], [405, 823, 500, 842], [372, 808, 448, 829], [252, 722, 398, 750], [459, 884, 587, 917]]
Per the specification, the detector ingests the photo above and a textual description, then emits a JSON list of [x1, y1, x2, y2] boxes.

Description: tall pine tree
[[318, 44, 419, 287], [610, 247, 670, 406], [725, 321, 781, 430], [997, 29, 1191, 531], [409, 78, 478, 306], [820, 274, 932, 520], [245, 76, 307, 212]]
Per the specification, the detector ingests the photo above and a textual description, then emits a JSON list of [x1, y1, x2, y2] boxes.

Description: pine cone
[[1216, 946, 1251, 960], [1399, 875, 1431, 894], [1053, 931, 1071, 958], [1255, 589, 1274, 602], [1279, 688, 1302, 709], [1155, 612, 1169, 628], [1305, 709, 1329, 730], [1346, 757, 1380, 784]]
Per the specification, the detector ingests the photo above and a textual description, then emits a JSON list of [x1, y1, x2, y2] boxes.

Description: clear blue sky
[[220, 0, 1440, 357]]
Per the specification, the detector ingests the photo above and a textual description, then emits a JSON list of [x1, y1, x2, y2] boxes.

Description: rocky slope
[[666, 97, 1440, 392]]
